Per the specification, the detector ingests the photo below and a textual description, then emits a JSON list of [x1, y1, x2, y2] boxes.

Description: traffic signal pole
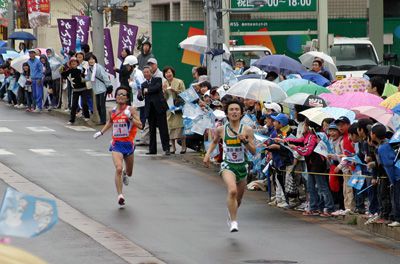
[[7, 0, 15, 48], [91, 0, 105, 65], [317, 0, 328, 53], [205, 0, 224, 87]]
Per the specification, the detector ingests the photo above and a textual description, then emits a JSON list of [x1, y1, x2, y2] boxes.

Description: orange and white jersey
[[111, 106, 138, 143]]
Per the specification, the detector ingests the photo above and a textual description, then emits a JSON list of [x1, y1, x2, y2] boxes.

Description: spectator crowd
[[1, 41, 400, 229]]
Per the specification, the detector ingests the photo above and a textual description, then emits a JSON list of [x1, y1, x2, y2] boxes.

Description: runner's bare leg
[[124, 153, 134, 177], [112, 152, 124, 194], [236, 179, 247, 208], [222, 171, 239, 221]]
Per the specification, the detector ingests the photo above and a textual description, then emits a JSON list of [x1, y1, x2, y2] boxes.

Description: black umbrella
[[365, 65, 400, 78], [284, 93, 327, 107]]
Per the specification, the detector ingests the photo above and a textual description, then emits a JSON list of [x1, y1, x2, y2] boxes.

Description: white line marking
[[66, 126, 96, 132], [79, 149, 111, 157], [26, 126, 55, 132], [29, 149, 57, 156], [0, 127, 12, 132], [0, 162, 166, 264], [0, 149, 15, 155]]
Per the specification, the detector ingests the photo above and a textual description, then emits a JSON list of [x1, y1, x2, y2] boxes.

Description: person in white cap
[[147, 58, 164, 81], [263, 102, 282, 115]]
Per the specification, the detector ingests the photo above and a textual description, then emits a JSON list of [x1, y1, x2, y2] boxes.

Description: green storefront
[[152, 18, 400, 86]]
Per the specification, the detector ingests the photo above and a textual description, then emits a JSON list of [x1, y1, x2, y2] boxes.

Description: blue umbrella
[[252, 55, 306, 75], [0, 47, 16, 54], [320, 107, 356, 123], [1, 50, 20, 60], [300, 71, 331, 87], [392, 104, 400, 115], [8, 31, 36, 40], [0, 41, 7, 48]]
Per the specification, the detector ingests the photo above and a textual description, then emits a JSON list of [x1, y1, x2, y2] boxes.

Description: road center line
[[0, 162, 166, 264]]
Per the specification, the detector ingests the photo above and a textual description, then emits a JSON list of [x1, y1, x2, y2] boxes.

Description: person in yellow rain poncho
[[0, 243, 47, 264]]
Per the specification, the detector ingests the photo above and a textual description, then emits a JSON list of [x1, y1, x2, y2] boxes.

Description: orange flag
[[182, 27, 205, 66]]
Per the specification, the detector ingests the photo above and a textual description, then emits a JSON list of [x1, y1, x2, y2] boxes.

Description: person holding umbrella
[[310, 58, 332, 81], [203, 99, 256, 232], [367, 76, 385, 97]]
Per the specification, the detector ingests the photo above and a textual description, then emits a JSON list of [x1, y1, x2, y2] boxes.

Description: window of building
[[384, 0, 400, 17]]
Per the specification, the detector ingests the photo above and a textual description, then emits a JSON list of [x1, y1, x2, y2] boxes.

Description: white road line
[[79, 149, 110, 157], [26, 126, 55, 132], [29, 149, 57, 156], [0, 119, 43, 122], [66, 126, 96, 132], [0, 149, 15, 155], [0, 162, 166, 264], [0, 127, 13, 132]]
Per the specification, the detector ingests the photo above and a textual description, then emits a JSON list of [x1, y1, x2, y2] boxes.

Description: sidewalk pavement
[[20, 105, 400, 241]]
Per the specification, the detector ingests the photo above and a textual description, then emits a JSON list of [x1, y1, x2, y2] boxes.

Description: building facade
[[14, 0, 150, 57], [149, 0, 400, 21]]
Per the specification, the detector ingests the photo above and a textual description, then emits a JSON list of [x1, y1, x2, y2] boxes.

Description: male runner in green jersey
[[204, 99, 256, 232]]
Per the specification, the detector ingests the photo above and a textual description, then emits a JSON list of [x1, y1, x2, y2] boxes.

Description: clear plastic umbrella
[[299, 51, 337, 76], [179, 35, 230, 59], [226, 79, 287, 103], [10, 54, 31, 73]]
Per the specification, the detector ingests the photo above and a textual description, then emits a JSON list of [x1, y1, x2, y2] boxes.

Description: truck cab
[[329, 37, 379, 79], [229, 45, 272, 68]]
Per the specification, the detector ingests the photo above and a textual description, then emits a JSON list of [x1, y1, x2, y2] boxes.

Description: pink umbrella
[[328, 77, 371, 95], [320, 92, 383, 109], [351, 106, 394, 129]]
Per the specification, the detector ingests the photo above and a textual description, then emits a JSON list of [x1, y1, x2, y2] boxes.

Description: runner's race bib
[[113, 122, 129, 138], [225, 146, 245, 163]]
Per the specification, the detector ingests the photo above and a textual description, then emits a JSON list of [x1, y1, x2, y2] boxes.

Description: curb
[[342, 214, 400, 241]]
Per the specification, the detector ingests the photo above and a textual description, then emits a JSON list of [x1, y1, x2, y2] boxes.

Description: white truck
[[329, 37, 379, 79], [229, 45, 272, 67]]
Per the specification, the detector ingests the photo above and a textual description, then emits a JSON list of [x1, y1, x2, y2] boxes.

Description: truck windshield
[[230, 51, 268, 67], [330, 44, 378, 71]]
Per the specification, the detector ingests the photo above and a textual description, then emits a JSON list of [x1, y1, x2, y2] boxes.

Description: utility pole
[[222, 0, 230, 47], [91, 0, 105, 65], [7, 0, 15, 48], [368, 0, 384, 62], [205, 0, 223, 87], [317, 0, 328, 53]]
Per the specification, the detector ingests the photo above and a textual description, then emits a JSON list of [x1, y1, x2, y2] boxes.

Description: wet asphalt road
[[0, 103, 400, 264]]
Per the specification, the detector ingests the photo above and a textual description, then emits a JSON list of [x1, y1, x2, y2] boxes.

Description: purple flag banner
[[104, 28, 115, 76], [57, 19, 77, 54], [118, 23, 138, 59], [72, 15, 91, 45]]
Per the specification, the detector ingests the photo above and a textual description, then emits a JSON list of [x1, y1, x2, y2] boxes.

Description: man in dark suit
[[139, 66, 170, 155]]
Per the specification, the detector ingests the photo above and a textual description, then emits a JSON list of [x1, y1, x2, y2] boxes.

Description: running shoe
[[294, 202, 309, 211], [388, 221, 400, 227], [118, 194, 125, 207], [230, 221, 238, 232], [122, 169, 129, 186], [277, 201, 290, 209]]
